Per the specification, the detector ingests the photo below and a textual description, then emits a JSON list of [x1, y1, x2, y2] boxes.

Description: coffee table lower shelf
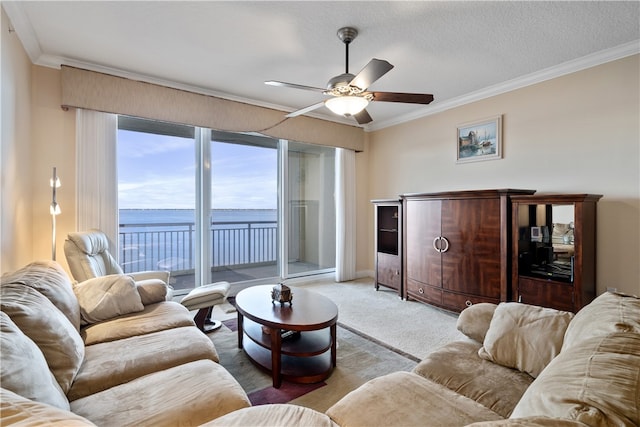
[[242, 337, 333, 384], [241, 319, 334, 385]]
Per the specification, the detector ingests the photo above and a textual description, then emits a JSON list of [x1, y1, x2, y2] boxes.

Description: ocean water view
[[119, 209, 277, 226], [118, 209, 278, 274]]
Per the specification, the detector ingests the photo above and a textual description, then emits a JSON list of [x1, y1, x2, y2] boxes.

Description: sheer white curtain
[[76, 109, 119, 251], [335, 147, 356, 282]]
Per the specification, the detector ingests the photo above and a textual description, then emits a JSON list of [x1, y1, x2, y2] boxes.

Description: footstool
[[201, 404, 338, 427], [180, 281, 230, 332]]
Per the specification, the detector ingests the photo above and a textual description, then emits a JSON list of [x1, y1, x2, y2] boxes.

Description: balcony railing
[[118, 220, 278, 276]]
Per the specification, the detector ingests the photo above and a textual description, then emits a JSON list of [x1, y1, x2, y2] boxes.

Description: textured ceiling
[[5, 1, 639, 130]]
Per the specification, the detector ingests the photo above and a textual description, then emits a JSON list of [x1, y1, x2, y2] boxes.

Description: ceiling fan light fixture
[[325, 96, 369, 116]]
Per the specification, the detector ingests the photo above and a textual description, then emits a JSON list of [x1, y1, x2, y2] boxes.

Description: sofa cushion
[[413, 340, 534, 418], [203, 404, 338, 427], [457, 302, 498, 343], [0, 388, 95, 426], [0, 260, 81, 330], [73, 274, 144, 324], [81, 301, 195, 345], [0, 312, 70, 411], [0, 284, 84, 393], [562, 291, 640, 351], [478, 302, 573, 378], [68, 326, 219, 401], [467, 416, 590, 426], [512, 332, 640, 427], [70, 360, 251, 427], [326, 371, 503, 427]]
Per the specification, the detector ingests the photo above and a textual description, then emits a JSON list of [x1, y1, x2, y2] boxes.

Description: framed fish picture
[[456, 115, 502, 163]]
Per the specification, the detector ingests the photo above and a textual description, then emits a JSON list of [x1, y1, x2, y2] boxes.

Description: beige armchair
[[64, 229, 173, 302]]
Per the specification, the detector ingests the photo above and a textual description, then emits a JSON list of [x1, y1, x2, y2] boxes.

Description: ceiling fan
[[266, 27, 434, 125]]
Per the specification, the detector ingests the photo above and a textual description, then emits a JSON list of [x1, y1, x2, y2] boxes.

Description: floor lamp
[[50, 167, 61, 260]]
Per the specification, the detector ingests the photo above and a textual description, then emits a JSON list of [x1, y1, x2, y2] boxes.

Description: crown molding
[[366, 40, 640, 131], [3, 1, 43, 64]]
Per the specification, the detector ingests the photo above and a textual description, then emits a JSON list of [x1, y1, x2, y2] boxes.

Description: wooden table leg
[[270, 328, 282, 388], [330, 323, 337, 367], [237, 312, 244, 349]]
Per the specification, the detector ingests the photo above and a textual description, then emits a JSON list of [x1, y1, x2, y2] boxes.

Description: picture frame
[[456, 115, 502, 163]]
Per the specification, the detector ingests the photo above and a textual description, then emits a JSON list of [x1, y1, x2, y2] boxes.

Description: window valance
[[61, 66, 364, 152]]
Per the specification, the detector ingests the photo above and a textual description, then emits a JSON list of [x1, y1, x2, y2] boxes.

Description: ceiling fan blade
[[265, 80, 326, 93], [349, 59, 394, 90], [353, 109, 373, 125], [371, 92, 434, 104], [285, 101, 326, 118]]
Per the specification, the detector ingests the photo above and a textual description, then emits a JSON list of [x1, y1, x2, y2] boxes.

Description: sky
[[117, 130, 277, 210]]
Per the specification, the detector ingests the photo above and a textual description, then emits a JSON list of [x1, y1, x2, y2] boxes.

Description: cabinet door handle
[[440, 237, 450, 253], [432, 237, 441, 252]]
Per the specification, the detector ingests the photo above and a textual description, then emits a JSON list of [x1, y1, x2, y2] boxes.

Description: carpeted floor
[[209, 319, 418, 412], [207, 276, 466, 412]]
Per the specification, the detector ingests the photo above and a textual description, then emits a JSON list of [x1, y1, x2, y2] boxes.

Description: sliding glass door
[[117, 116, 335, 293], [117, 117, 197, 292], [285, 141, 336, 277], [208, 131, 278, 283]]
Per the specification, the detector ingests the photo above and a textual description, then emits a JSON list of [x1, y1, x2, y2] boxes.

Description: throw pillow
[[0, 284, 85, 394], [73, 274, 144, 324], [512, 332, 640, 426], [478, 302, 574, 378], [562, 291, 640, 351], [0, 312, 70, 411]]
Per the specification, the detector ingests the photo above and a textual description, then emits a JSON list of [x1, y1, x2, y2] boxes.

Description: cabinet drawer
[[377, 253, 401, 290], [406, 279, 442, 305], [518, 276, 574, 312], [442, 291, 500, 313]]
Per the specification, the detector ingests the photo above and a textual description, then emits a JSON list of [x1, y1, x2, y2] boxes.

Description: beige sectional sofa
[[0, 260, 250, 426], [2, 260, 638, 427], [325, 290, 640, 427], [209, 290, 640, 427]]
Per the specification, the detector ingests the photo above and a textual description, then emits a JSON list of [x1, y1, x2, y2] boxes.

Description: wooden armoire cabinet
[[510, 194, 602, 312], [372, 199, 402, 297], [402, 189, 535, 312]]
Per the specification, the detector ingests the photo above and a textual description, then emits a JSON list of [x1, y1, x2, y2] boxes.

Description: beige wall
[[1, 6, 76, 274], [362, 55, 640, 296], [1, 7, 33, 272], [30, 67, 76, 266]]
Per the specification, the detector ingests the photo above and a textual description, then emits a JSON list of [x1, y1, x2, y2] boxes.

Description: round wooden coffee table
[[235, 285, 338, 388]]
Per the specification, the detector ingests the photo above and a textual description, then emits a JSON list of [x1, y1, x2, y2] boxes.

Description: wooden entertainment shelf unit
[[372, 189, 601, 313], [401, 189, 535, 313]]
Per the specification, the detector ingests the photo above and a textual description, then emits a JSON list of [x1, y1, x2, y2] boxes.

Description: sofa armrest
[[135, 279, 171, 305], [128, 270, 170, 284], [456, 303, 498, 343], [128, 271, 173, 302]]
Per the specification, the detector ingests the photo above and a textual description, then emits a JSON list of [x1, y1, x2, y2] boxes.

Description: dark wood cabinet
[[511, 194, 602, 312], [402, 189, 535, 312], [372, 199, 402, 296]]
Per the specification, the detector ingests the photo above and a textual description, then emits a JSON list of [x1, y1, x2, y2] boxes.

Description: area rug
[[209, 318, 418, 413]]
